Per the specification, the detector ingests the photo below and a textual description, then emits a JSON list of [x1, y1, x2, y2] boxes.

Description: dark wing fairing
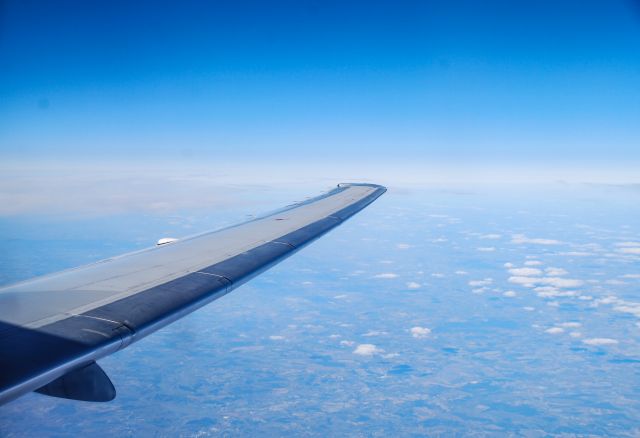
[[35, 362, 116, 402], [0, 183, 386, 405]]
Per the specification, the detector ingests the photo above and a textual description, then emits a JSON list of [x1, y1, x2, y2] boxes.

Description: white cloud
[[543, 277, 583, 288], [469, 278, 493, 287], [559, 322, 581, 328], [410, 327, 431, 338], [582, 338, 618, 346], [431, 273, 445, 278], [480, 234, 502, 240], [508, 276, 539, 287], [524, 260, 543, 266], [616, 242, 640, 247], [535, 288, 576, 298], [406, 281, 421, 289], [545, 327, 564, 334], [363, 330, 387, 337], [509, 276, 583, 288], [511, 234, 561, 245], [340, 340, 355, 347], [617, 247, 640, 255], [545, 267, 568, 276], [593, 296, 619, 306], [605, 279, 626, 285], [353, 344, 382, 356], [613, 304, 640, 318], [621, 274, 640, 279], [569, 332, 582, 338], [477, 247, 496, 252], [269, 335, 285, 340], [559, 251, 593, 257], [534, 286, 557, 293], [373, 273, 398, 279], [523, 306, 535, 311], [455, 270, 468, 275], [503, 262, 515, 268], [396, 243, 411, 250], [508, 267, 543, 276], [503, 291, 517, 297]]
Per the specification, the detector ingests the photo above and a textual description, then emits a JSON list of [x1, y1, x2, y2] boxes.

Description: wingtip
[[337, 182, 387, 192]]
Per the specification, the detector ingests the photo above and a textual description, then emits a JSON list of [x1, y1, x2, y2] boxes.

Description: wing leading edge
[[0, 183, 386, 405]]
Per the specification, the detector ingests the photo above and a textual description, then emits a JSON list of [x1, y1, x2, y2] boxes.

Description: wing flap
[[84, 272, 231, 338]]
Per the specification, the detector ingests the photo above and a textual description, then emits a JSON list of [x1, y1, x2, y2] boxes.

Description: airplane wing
[[0, 183, 386, 405]]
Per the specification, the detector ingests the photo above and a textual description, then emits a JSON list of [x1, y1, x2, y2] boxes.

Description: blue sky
[[1, 0, 639, 177]]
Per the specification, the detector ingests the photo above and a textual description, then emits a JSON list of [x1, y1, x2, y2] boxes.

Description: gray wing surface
[[0, 183, 386, 405]]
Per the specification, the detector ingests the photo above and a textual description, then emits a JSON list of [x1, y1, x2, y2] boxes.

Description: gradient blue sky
[[1, 0, 639, 175]]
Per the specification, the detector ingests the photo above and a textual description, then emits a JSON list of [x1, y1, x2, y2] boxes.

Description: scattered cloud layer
[[0, 166, 266, 216]]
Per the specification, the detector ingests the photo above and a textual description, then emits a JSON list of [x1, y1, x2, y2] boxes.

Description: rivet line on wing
[[271, 241, 296, 249], [194, 271, 233, 284]]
